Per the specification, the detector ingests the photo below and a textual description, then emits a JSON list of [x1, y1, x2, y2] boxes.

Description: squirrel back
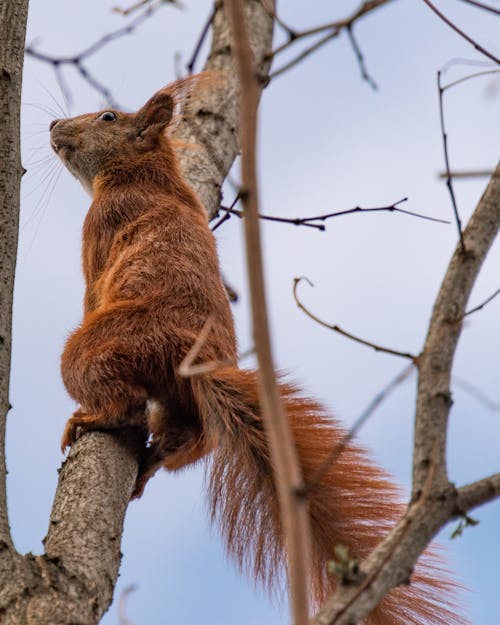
[[51, 76, 467, 625]]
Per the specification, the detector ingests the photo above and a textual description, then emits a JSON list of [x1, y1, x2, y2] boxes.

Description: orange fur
[[51, 76, 467, 624]]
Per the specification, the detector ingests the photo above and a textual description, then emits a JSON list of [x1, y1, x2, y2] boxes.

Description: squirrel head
[[50, 89, 175, 196]]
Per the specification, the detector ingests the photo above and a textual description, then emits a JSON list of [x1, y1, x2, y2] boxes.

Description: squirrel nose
[[49, 119, 60, 131]]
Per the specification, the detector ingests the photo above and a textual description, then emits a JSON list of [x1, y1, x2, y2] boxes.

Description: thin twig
[[305, 363, 414, 494], [442, 68, 500, 91], [421, 0, 500, 64], [213, 197, 449, 232], [464, 286, 500, 316], [437, 70, 466, 253], [438, 169, 494, 179], [113, 0, 155, 16], [117, 584, 138, 625], [186, 6, 216, 74], [270, 0, 393, 58], [346, 25, 378, 90], [268, 0, 393, 80], [25, 6, 159, 107], [454, 376, 500, 411], [226, 1, 312, 623], [210, 192, 241, 232], [270, 30, 339, 80], [293, 277, 416, 361], [178, 316, 236, 377], [457, 0, 500, 16]]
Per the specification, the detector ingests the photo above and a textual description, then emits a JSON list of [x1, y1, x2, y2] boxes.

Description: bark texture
[[0, 1, 275, 623], [313, 162, 500, 625], [0, 0, 29, 552], [176, 0, 275, 217]]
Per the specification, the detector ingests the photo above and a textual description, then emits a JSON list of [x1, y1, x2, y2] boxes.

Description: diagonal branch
[[25, 5, 161, 108], [421, 0, 500, 64], [313, 162, 500, 625], [413, 160, 500, 497], [269, 0, 395, 80], [293, 277, 416, 361]]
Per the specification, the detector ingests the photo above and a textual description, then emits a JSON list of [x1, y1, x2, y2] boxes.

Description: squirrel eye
[[98, 111, 117, 122]]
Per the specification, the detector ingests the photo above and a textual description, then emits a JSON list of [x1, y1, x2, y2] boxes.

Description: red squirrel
[[50, 76, 466, 624]]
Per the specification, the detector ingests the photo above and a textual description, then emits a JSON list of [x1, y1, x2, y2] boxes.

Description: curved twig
[[293, 277, 416, 361]]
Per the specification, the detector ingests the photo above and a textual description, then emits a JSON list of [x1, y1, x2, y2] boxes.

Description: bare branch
[[413, 161, 500, 497], [293, 277, 417, 361], [421, 0, 500, 64], [457, 0, 500, 16], [305, 363, 414, 494], [118, 584, 138, 625], [438, 168, 495, 179], [226, 1, 313, 623], [346, 24, 378, 90], [270, 30, 339, 80], [210, 192, 241, 231], [454, 376, 500, 411], [25, 6, 160, 107], [186, 6, 216, 74], [212, 197, 449, 232], [0, 0, 30, 553], [464, 285, 500, 316], [457, 473, 500, 511], [113, 0, 160, 16], [268, 0, 394, 81], [437, 70, 466, 252], [441, 67, 500, 91]]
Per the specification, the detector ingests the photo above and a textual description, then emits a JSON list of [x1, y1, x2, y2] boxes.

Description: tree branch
[[293, 277, 417, 361], [0, 0, 30, 553], [421, 0, 500, 64], [25, 5, 161, 108], [269, 0, 395, 81], [225, 2, 312, 624], [212, 196, 450, 232], [313, 161, 500, 625], [457, 473, 500, 511], [413, 160, 500, 497]]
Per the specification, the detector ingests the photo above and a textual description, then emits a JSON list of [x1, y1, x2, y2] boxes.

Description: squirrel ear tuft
[[136, 91, 174, 135]]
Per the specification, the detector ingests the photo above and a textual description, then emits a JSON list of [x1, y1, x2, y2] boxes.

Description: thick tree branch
[[457, 473, 500, 511], [174, 1, 274, 217], [413, 161, 500, 497], [0, 0, 29, 553], [313, 162, 500, 625]]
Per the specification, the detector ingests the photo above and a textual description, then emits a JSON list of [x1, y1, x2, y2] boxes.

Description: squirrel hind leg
[[146, 399, 209, 469], [132, 399, 209, 498]]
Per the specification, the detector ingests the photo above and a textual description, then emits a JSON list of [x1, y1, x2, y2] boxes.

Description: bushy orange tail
[[191, 367, 466, 625]]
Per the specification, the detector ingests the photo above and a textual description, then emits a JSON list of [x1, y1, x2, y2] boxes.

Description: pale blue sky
[[9, 1, 500, 624]]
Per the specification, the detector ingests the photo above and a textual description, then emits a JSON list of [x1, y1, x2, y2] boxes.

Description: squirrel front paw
[[61, 408, 116, 452], [61, 408, 88, 452]]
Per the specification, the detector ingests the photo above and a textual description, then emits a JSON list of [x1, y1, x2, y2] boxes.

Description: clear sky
[[9, 1, 500, 624]]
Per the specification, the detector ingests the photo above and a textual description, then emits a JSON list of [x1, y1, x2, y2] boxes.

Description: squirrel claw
[[60, 408, 88, 453]]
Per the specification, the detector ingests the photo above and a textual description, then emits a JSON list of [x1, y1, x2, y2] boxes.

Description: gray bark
[[0, 0, 29, 553]]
